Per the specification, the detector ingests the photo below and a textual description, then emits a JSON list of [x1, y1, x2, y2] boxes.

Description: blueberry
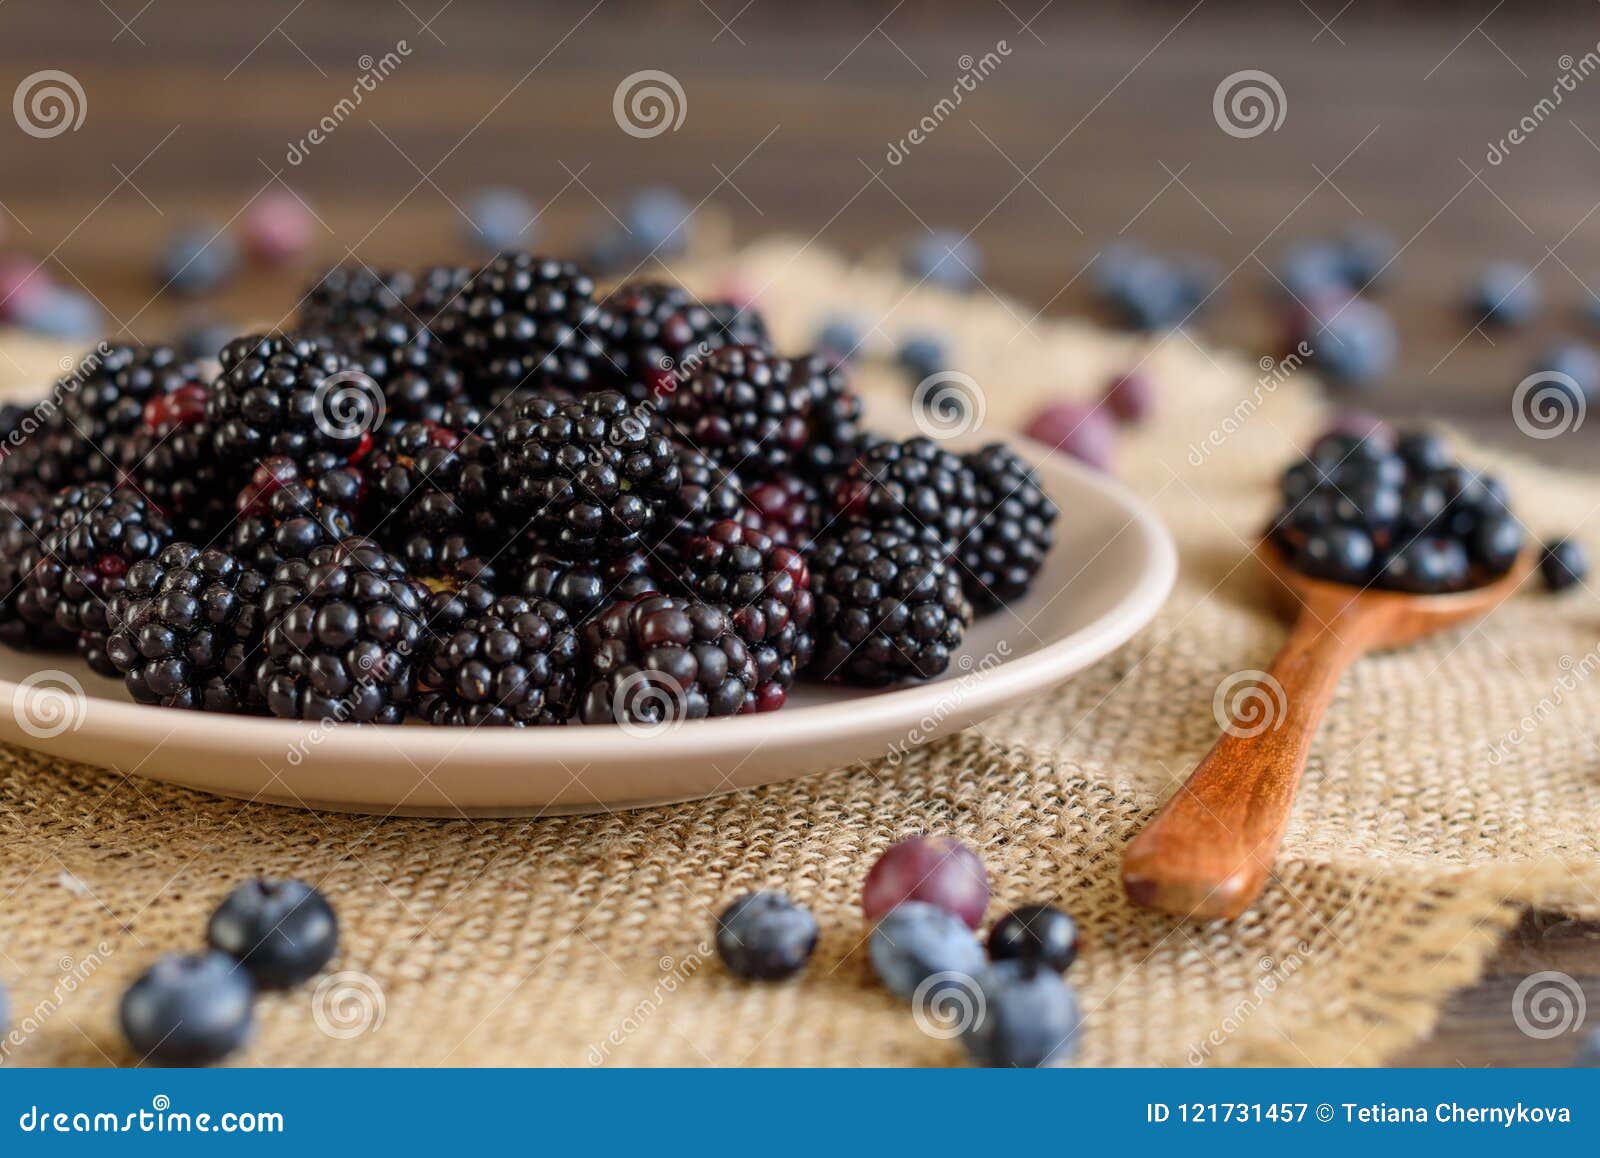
[[906, 230, 981, 291], [1396, 431, 1452, 474], [1098, 252, 1187, 330], [1331, 477, 1401, 532], [961, 959, 1081, 1068], [1472, 513, 1524, 573], [868, 901, 985, 1000], [896, 332, 947, 382], [1397, 479, 1448, 532], [1540, 539, 1588, 592], [1173, 254, 1223, 314], [120, 951, 254, 1066], [815, 315, 865, 365], [207, 878, 339, 989], [1530, 342, 1600, 399], [464, 187, 535, 252], [1378, 537, 1471, 593], [1294, 525, 1375, 584], [1469, 261, 1540, 327], [177, 320, 240, 364], [1576, 1029, 1600, 1066], [715, 892, 818, 981], [1307, 296, 1397, 386], [12, 285, 102, 339], [624, 187, 692, 255], [986, 905, 1078, 973], [1336, 224, 1397, 292], [1273, 241, 1349, 300], [157, 224, 239, 297]]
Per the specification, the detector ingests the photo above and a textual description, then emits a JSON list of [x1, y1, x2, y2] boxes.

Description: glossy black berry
[[519, 550, 658, 625], [1379, 536, 1471, 593], [1294, 524, 1375, 585], [363, 413, 500, 583], [0, 490, 73, 651], [496, 390, 681, 559], [809, 523, 971, 686], [986, 904, 1079, 973], [106, 543, 268, 713], [297, 265, 416, 339], [207, 333, 368, 477], [660, 346, 812, 479], [1472, 513, 1524, 573], [715, 892, 819, 981], [1541, 539, 1588, 592], [417, 594, 579, 726], [960, 443, 1058, 611], [833, 436, 978, 550], [207, 878, 339, 989], [601, 281, 770, 401], [579, 593, 755, 725], [229, 457, 364, 575], [119, 951, 255, 1066]]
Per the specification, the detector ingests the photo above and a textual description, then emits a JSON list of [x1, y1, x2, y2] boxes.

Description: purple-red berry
[[1102, 370, 1154, 424], [244, 190, 315, 266], [1022, 402, 1117, 471], [862, 834, 989, 930]]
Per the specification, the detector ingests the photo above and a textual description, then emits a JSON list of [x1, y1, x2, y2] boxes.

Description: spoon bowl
[[1122, 537, 1535, 921]]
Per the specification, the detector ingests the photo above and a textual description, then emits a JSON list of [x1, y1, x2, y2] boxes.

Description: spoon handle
[[1121, 596, 1397, 920]]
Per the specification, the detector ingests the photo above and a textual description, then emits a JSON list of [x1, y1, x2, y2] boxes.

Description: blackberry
[[601, 282, 770, 401], [660, 346, 811, 479], [441, 254, 614, 394], [363, 411, 500, 584], [679, 521, 813, 712], [348, 317, 468, 433], [651, 446, 747, 556], [0, 490, 72, 651], [519, 550, 658, 625], [127, 381, 230, 541], [1, 344, 203, 493], [496, 390, 681, 559], [105, 543, 268, 712], [960, 443, 1058, 611], [417, 594, 579, 726], [790, 354, 865, 482], [297, 265, 415, 340], [742, 475, 821, 549], [405, 264, 471, 331], [833, 436, 978, 550], [579, 593, 756, 725], [809, 524, 971, 686], [25, 484, 174, 647], [230, 457, 364, 575], [207, 333, 369, 478], [256, 539, 426, 723]]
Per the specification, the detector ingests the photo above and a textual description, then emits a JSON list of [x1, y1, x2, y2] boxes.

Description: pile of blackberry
[[0, 252, 1058, 726], [1270, 429, 1523, 592]]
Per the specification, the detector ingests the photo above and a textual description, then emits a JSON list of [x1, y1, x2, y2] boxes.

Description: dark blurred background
[[3, 1, 1600, 462]]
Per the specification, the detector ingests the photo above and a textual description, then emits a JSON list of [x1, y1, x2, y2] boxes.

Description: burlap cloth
[[2, 240, 1598, 1068]]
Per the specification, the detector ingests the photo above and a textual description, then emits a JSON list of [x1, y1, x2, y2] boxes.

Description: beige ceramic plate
[[0, 442, 1174, 816]]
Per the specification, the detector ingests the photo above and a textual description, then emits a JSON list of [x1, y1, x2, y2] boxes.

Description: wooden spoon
[[1121, 539, 1534, 921]]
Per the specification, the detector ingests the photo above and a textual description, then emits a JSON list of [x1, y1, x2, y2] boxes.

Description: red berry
[[1023, 402, 1117, 471], [141, 382, 209, 433], [243, 189, 315, 266], [862, 834, 989, 930], [236, 456, 300, 515], [1102, 370, 1154, 425]]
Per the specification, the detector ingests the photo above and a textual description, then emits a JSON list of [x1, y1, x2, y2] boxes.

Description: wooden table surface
[[2, 0, 1598, 1065]]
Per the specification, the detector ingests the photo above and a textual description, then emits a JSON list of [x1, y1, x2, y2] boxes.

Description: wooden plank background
[[2, 0, 1598, 1064]]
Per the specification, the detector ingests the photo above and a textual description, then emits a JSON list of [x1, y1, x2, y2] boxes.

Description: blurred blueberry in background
[[1469, 261, 1540, 327], [1531, 340, 1600, 399], [158, 223, 239, 297], [464, 187, 535, 253], [814, 313, 865, 365], [624, 186, 693, 256], [1301, 295, 1398, 386], [1336, 223, 1397, 292], [895, 331, 947, 382], [906, 229, 981, 292], [13, 285, 102, 339]]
